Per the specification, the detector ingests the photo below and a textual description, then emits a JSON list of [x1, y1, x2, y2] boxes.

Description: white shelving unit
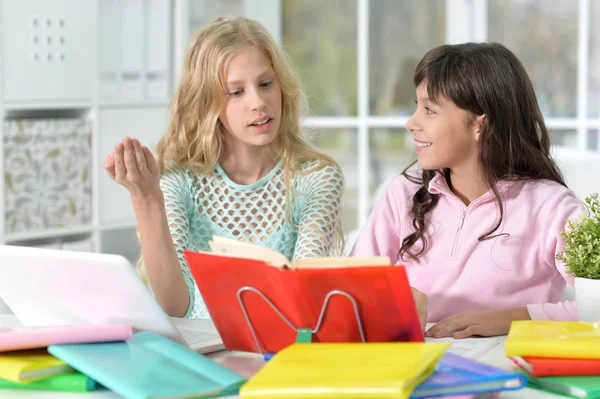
[[0, 0, 283, 263], [0, 0, 174, 263]]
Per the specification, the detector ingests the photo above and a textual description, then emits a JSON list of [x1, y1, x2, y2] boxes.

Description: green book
[[0, 372, 99, 392], [527, 375, 600, 398]]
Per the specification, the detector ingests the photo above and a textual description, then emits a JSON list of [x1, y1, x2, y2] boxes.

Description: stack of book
[[0, 236, 535, 398], [0, 324, 132, 392], [506, 320, 600, 398], [238, 342, 525, 399], [1, 325, 526, 399], [0, 325, 247, 398]]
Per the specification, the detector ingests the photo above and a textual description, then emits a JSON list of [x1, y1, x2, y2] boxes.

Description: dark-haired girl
[[352, 42, 584, 339]]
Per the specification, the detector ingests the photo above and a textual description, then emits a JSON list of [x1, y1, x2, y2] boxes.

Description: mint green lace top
[[160, 160, 344, 318]]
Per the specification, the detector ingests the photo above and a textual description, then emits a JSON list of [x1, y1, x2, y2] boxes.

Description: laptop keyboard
[[177, 326, 221, 345]]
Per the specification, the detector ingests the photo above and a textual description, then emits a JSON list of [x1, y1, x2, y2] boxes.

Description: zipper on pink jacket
[[450, 210, 466, 257]]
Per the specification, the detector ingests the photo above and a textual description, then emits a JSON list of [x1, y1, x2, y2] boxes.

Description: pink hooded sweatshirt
[[351, 172, 585, 322]]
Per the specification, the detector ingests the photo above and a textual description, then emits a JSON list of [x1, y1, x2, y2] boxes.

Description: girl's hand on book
[[424, 307, 530, 339], [411, 287, 428, 334], [105, 137, 162, 201]]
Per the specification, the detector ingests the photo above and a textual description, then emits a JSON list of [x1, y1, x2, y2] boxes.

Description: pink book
[[0, 324, 133, 352]]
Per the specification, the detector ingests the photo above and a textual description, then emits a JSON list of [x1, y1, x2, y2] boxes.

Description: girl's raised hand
[[104, 137, 162, 200]]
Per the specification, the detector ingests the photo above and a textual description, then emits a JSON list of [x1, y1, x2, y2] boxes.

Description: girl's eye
[[425, 107, 435, 115], [228, 90, 243, 97], [260, 81, 273, 88]]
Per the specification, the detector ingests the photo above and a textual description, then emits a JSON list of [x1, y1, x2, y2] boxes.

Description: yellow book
[[505, 320, 600, 359], [239, 342, 449, 399], [0, 349, 73, 383]]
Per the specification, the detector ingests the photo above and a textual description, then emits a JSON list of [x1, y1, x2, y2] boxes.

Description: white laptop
[[0, 244, 224, 354]]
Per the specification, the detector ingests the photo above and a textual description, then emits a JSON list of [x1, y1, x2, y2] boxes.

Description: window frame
[[177, 0, 600, 230], [300, 0, 599, 228]]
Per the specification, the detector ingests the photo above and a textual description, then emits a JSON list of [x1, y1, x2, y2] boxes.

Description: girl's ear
[[473, 114, 487, 142]]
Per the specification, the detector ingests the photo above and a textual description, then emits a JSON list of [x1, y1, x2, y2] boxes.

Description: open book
[[185, 236, 424, 354], [207, 235, 391, 269]]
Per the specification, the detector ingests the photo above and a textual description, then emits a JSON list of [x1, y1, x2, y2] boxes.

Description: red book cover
[[184, 250, 423, 354], [510, 356, 600, 377]]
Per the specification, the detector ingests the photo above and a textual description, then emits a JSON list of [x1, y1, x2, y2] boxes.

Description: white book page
[[424, 323, 502, 359], [209, 236, 290, 268], [170, 317, 225, 353], [425, 335, 502, 359]]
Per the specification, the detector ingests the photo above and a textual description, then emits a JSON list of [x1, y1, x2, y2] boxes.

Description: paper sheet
[[425, 335, 502, 359], [170, 316, 224, 353]]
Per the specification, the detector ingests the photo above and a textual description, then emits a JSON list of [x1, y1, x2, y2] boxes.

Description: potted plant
[[557, 193, 600, 322]]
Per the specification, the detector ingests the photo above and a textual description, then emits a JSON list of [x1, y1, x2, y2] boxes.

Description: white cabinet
[[99, 0, 173, 103], [0, 0, 173, 262], [0, 0, 273, 259], [1, 0, 95, 104]]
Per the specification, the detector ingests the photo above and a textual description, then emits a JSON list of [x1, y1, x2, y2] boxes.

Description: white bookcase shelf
[[3, 102, 94, 111], [98, 100, 171, 108], [5, 225, 94, 243], [0, 0, 173, 264], [98, 221, 137, 232], [0, 0, 278, 264]]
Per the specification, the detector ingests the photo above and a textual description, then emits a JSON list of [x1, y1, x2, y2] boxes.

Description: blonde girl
[[104, 17, 344, 319]]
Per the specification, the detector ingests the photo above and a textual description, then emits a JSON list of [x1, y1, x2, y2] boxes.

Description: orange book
[[184, 236, 423, 354], [510, 356, 600, 377]]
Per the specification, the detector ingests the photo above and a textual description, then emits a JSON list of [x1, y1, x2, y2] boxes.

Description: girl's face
[[219, 46, 282, 151], [406, 82, 484, 173]]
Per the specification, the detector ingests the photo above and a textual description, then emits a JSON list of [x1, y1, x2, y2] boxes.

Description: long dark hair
[[400, 42, 566, 262]]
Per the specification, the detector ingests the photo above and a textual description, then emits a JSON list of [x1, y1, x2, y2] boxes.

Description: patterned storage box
[[3, 118, 92, 234]]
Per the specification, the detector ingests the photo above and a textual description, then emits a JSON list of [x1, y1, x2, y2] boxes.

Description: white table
[[0, 315, 564, 399]]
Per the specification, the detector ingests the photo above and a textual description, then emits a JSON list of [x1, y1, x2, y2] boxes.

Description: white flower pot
[[575, 277, 600, 322]]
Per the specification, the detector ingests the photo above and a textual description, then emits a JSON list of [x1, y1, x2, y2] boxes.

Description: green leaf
[[557, 193, 600, 279]]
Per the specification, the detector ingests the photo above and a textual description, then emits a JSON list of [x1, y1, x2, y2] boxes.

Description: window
[[179, 0, 599, 237], [590, 0, 600, 119], [283, 1, 357, 116], [486, 0, 598, 152], [280, 0, 599, 236], [489, 0, 578, 118], [488, 0, 588, 152], [283, 0, 446, 233], [369, 1, 445, 116], [369, 128, 415, 197], [309, 129, 359, 232]]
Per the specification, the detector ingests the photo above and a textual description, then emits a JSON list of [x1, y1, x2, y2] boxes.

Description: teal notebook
[[527, 375, 600, 398], [48, 331, 246, 399]]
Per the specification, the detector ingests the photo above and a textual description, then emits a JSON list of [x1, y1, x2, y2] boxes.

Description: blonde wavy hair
[[137, 17, 344, 282]]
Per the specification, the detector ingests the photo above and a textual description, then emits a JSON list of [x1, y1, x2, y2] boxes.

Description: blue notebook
[[411, 352, 525, 398], [48, 331, 246, 399]]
